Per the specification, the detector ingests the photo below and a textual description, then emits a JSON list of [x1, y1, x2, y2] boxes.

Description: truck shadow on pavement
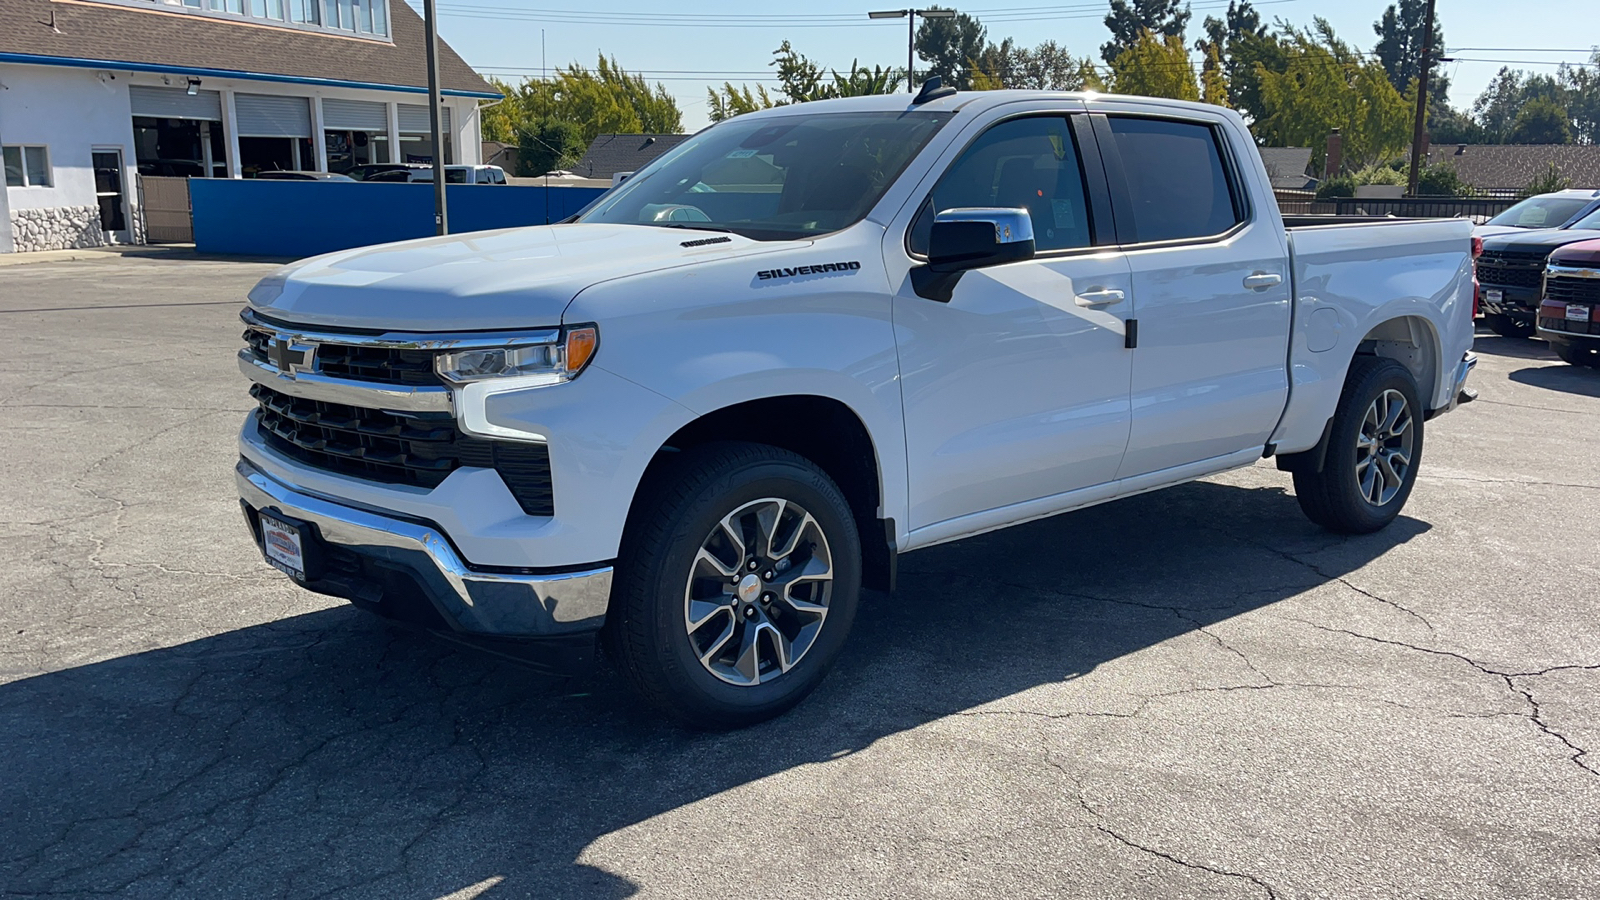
[[1469, 332, 1556, 361], [0, 480, 1428, 899], [1508, 364, 1600, 397]]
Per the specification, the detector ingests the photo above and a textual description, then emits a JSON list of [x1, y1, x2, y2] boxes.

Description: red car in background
[[1538, 238, 1600, 367]]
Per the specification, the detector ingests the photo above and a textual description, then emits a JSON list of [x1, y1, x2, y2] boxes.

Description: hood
[[246, 224, 804, 331], [1481, 228, 1600, 255], [1549, 237, 1600, 268], [1472, 224, 1529, 240]]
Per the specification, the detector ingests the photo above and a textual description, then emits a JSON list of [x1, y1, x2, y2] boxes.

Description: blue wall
[[190, 180, 607, 258]]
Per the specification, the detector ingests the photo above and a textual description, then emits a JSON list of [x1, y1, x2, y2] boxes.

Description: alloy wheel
[[683, 498, 834, 686], [1355, 388, 1414, 507]]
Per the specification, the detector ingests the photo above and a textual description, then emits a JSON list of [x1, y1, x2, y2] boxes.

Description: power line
[[434, 0, 1306, 27]]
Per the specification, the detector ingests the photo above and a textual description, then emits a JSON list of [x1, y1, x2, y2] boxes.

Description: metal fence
[[138, 176, 193, 243], [1271, 189, 1519, 220]]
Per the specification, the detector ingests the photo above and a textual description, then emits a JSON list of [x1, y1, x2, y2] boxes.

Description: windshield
[[1487, 195, 1593, 229], [1569, 206, 1600, 231], [577, 110, 952, 240]]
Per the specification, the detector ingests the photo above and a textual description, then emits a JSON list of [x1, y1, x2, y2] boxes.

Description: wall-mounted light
[[186, 77, 201, 96], [95, 70, 115, 84]]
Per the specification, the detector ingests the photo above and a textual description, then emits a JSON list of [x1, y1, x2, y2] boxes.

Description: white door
[[1090, 112, 1293, 478], [891, 114, 1135, 531]]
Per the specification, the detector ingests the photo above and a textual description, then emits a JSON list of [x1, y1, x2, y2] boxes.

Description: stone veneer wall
[[9, 206, 108, 253]]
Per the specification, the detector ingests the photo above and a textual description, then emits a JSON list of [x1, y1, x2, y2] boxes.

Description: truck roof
[[730, 89, 1235, 123]]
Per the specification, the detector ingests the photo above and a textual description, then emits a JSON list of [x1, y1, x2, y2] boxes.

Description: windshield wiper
[[648, 223, 736, 234]]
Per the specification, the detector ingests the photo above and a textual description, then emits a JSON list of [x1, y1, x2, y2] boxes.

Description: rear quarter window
[[1107, 117, 1242, 243]]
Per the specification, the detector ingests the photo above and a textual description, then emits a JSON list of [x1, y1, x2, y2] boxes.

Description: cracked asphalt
[[2, 255, 1598, 900]]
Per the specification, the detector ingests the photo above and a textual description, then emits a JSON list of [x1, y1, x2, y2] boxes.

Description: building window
[[3, 145, 52, 187], [90, 0, 389, 38]]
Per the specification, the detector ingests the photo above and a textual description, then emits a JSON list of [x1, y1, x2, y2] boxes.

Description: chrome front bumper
[[236, 458, 612, 637]]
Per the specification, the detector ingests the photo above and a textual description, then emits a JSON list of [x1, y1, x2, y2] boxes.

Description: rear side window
[[1106, 117, 1241, 243], [910, 116, 1094, 255]]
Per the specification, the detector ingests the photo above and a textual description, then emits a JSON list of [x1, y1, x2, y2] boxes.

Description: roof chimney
[[1455, 144, 1466, 156], [1325, 128, 1343, 179]]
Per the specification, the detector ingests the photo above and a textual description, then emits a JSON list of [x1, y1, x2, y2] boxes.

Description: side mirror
[[912, 208, 1036, 302]]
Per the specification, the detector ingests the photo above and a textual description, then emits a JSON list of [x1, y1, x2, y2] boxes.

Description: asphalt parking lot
[[1, 254, 1597, 900]]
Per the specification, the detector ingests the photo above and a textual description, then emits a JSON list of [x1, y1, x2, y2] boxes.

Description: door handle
[[1244, 271, 1283, 290], [1074, 288, 1125, 308]]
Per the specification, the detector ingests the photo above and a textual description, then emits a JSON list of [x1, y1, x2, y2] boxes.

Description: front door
[[1089, 112, 1293, 478], [890, 113, 1135, 531], [92, 149, 129, 243]]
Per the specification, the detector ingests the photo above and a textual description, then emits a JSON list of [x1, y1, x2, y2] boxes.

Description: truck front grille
[[1544, 273, 1600, 306], [242, 329, 442, 387], [251, 383, 554, 516], [1475, 256, 1544, 289]]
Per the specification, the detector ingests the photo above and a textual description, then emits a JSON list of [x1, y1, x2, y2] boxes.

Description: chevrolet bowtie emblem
[[267, 336, 315, 376]]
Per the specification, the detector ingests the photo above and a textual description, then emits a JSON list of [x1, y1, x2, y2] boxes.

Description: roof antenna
[[48, 8, 62, 33], [913, 75, 956, 105]]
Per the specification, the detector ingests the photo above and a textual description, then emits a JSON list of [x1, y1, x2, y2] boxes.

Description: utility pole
[[868, 8, 957, 93], [423, 0, 448, 235], [1405, 0, 1437, 197]]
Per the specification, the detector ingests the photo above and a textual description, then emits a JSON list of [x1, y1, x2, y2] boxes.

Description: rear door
[[1088, 106, 1293, 478], [885, 107, 1136, 531]]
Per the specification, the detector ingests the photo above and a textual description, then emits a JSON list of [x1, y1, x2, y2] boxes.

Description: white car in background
[[1474, 189, 1600, 238]]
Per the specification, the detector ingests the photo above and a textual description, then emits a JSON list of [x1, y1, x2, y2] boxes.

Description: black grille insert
[[1476, 257, 1544, 289], [1545, 274, 1600, 306], [251, 384, 554, 516]]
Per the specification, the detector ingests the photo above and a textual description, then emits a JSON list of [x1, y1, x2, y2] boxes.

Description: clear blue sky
[[410, 0, 1599, 131]]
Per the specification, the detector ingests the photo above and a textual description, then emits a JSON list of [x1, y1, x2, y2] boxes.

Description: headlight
[[435, 325, 598, 385]]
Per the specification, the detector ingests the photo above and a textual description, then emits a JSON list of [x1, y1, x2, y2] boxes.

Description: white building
[[0, 0, 497, 253]]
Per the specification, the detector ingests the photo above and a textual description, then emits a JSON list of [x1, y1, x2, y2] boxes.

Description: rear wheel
[[1550, 338, 1600, 367], [1293, 357, 1425, 534], [1484, 312, 1533, 339], [607, 442, 861, 729]]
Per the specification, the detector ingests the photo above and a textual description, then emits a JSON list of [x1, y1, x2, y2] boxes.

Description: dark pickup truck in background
[[1538, 238, 1600, 366]]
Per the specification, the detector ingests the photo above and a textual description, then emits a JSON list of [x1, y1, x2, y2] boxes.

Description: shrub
[[1315, 174, 1355, 199], [1352, 164, 1407, 186], [1416, 163, 1476, 197], [1520, 162, 1572, 199]]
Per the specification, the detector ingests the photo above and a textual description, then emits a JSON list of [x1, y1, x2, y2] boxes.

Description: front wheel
[[1484, 312, 1533, 339], [1293, 356, 1425, 534], [607, 442, 861, 729]]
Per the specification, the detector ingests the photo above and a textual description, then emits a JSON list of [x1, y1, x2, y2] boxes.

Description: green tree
[[1195, 2, 1280, 125], [1372, 0, 1449, 105], [1110, 30, 1199, 101], [1200, 43, 1230, 108], [515, 117, 585, 177], [1102, 0, 1192, 65], [497, 55, 683, 149], [706, 83, 780, 123], [1508, 98, 1574, 144], [1254, 20, 1412, 174], [481, 77, 519, 144], [914, 8, 989, 90]]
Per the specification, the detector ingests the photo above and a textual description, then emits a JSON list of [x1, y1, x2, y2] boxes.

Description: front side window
[[910, 115, 1093, 255], [3, 146, 51, 187], [1106, 117, 1242, 243], [579, 111, 951, 241]]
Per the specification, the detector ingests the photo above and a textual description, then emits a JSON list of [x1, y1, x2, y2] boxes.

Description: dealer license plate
[[259, 512, 307, 581], [1485, 289, 1503, 304], [1566, 304, 1590, 322]]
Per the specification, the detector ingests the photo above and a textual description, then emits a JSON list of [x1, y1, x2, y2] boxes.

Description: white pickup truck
[[236, 87, 1476, 727]]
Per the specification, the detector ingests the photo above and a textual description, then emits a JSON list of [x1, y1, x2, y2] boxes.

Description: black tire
[[1293, 356, 1425, 534], [1484, 312, 1533, 339], [1550, 338, 1600, 367], [606, 442, 861, 729]]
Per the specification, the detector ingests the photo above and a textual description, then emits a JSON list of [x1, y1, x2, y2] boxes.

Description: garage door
[[235, 94, 312, 138], [323, 99, 388, 132], [129, 85, 222, 121], [397, 103, 452, 134]]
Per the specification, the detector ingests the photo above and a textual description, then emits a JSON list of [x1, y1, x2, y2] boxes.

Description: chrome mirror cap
[[933, 207, 1035, 245]]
